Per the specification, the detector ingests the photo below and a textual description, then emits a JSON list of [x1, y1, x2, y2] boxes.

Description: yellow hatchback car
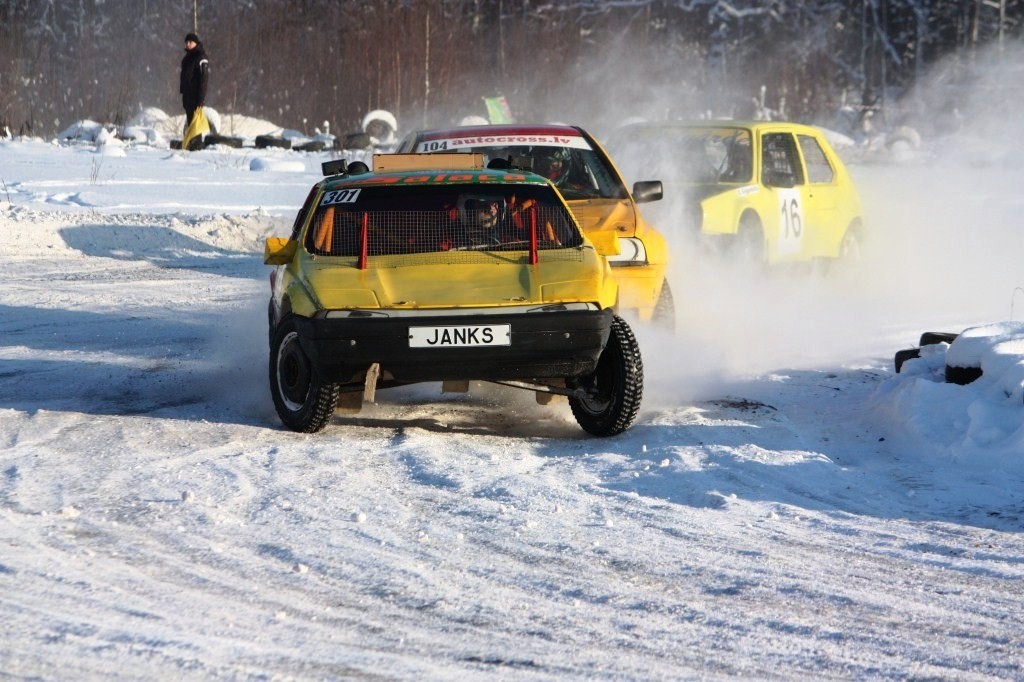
[[264, 154, 643, 436], [606, 120, 864, 264], [397, 124, 673, 325]]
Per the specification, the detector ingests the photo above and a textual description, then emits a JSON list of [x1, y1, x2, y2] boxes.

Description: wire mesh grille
[[305, 206, 584, 265]]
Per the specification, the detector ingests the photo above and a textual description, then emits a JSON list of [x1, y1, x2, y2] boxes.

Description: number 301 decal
[[321, 188, 361, 205]]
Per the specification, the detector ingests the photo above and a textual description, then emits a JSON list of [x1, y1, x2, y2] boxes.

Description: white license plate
[[409, 324, 511, 348]]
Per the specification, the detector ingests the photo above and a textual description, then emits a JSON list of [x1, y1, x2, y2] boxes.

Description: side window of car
[[291, 186, 319, 240], [797, 135, 835, 184], [761, 133, 805, 187]]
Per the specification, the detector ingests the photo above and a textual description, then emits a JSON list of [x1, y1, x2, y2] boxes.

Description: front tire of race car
[[270, 318, 340, 433], [733, 212, 765, 265], [569, 315, 643, 437]]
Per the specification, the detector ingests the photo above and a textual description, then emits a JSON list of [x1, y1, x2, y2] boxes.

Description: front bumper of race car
[[290, 306, 613, 385]]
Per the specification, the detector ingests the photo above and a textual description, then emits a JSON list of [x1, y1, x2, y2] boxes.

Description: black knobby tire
[[569, 315, 644, 437], [652, 279, 676, 332], [269, 318, 339, 432]]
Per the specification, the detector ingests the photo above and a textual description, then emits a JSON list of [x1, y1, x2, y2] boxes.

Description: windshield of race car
[[410, 136, 627, 201], [304, 183, 584, 257], [611, 126, 753, 185]]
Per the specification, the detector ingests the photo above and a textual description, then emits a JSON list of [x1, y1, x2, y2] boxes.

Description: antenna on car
[[321, 159, 349, 176]]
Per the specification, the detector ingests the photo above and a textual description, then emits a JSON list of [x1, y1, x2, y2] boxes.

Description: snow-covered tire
[[270, 318, 339, 432], [652, 279, 676, 332], [894, 348, 920, 373], [945, 364, 982, 386], [569, 315, 643, 437], [920, 332, 958, 346]]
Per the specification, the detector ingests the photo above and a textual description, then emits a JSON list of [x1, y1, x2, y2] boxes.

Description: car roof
[[321, 168, 552, 192], [614, 119, 824, 135], [411, 123, 586, 141]]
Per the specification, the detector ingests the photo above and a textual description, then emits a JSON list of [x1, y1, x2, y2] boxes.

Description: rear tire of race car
[[652, 279, 676, 332], [270, 318, 339, 433], [838, 220, 863, 262], [569, 315, 643, 437]]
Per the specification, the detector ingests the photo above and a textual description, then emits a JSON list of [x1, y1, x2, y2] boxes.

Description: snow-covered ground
[[2, 130, 1023, 680]]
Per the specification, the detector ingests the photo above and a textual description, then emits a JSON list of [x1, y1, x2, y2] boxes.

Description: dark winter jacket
[[180, 42, 209, 107]]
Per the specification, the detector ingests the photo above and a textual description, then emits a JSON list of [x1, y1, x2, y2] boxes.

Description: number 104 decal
[[776, 188, 804, 255]]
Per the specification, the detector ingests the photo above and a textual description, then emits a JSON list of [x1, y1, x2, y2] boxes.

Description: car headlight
[[606, 237, 648, 266]]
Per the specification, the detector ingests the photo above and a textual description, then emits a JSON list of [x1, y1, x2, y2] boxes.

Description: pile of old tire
[[894, 331, 983, 385], [204, 134, 244, 148], [294, 140, 327, 152], [255, 135, 291, 150]]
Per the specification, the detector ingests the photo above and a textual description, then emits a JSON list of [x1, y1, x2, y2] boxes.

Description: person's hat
[[185, 32, 199, 43]]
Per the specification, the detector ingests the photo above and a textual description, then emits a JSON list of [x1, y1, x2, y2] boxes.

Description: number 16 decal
[[776, 188, 804, 254]]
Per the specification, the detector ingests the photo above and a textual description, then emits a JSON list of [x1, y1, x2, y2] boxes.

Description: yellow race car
[[264, 153, 643, 436], [396, 124, 674, 326], [606, 120, 864, 264]]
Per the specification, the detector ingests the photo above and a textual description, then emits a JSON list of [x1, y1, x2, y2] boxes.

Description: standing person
[[179, 32, 209, 135]]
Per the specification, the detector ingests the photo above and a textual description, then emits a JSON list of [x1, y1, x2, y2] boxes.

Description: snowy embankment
[[1, 132, 1023, 680]]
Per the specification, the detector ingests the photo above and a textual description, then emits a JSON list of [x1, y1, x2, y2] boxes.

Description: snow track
[[2, 144, 1024, 679]]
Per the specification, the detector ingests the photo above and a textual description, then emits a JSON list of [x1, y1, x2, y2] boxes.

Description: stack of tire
[[255, 135, 291, 150], [894, 331, 983, 385]]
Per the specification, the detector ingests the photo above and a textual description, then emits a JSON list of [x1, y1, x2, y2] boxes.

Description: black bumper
[[291, 308, 613, 384]]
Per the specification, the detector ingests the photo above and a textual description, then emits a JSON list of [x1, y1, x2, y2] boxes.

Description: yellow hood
[[302, 251, 609, 310], [567, 198, 637, 238]]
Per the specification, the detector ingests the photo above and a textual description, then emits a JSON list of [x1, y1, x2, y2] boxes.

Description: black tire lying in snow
[[920, 331, 959, 346], [204, 134, 244, 148], [255, 135, 292, 150], [894, 331, 961, 373], [894, 348, 920, 374], [945, 364, 983, 385], [569, 315, 643, 437]]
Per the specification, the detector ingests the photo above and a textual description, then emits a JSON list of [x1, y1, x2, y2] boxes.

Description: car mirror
[[632, 180, 663, 204], [264, 237, 298, 265], [587, 230, 621, 257]]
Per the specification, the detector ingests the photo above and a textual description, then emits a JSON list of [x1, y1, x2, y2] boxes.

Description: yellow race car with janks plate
[[606, 120, 864, 264], [397, 124, 674, 326], [264, 153, 643, 437]]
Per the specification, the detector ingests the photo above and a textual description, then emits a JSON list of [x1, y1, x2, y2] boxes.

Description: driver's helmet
[[535, 147, 572, 186], [457, 194, 505, 232]]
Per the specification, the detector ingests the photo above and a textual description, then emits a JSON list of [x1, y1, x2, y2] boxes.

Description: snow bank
[[876, 322, 1024, 463]]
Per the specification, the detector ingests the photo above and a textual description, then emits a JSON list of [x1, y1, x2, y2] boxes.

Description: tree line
[[1, 0, 1019, 139]]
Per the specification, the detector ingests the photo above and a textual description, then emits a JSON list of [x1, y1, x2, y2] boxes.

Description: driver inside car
[[534, 148, 590, 194]]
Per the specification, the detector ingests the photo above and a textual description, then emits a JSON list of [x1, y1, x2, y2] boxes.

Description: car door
[[759, 131, 810, 261], [795, 133, 841, 258]]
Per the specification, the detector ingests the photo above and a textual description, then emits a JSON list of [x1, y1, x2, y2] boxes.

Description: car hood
[[302, 253, 607, 310], [566, 198, 637, 238]]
